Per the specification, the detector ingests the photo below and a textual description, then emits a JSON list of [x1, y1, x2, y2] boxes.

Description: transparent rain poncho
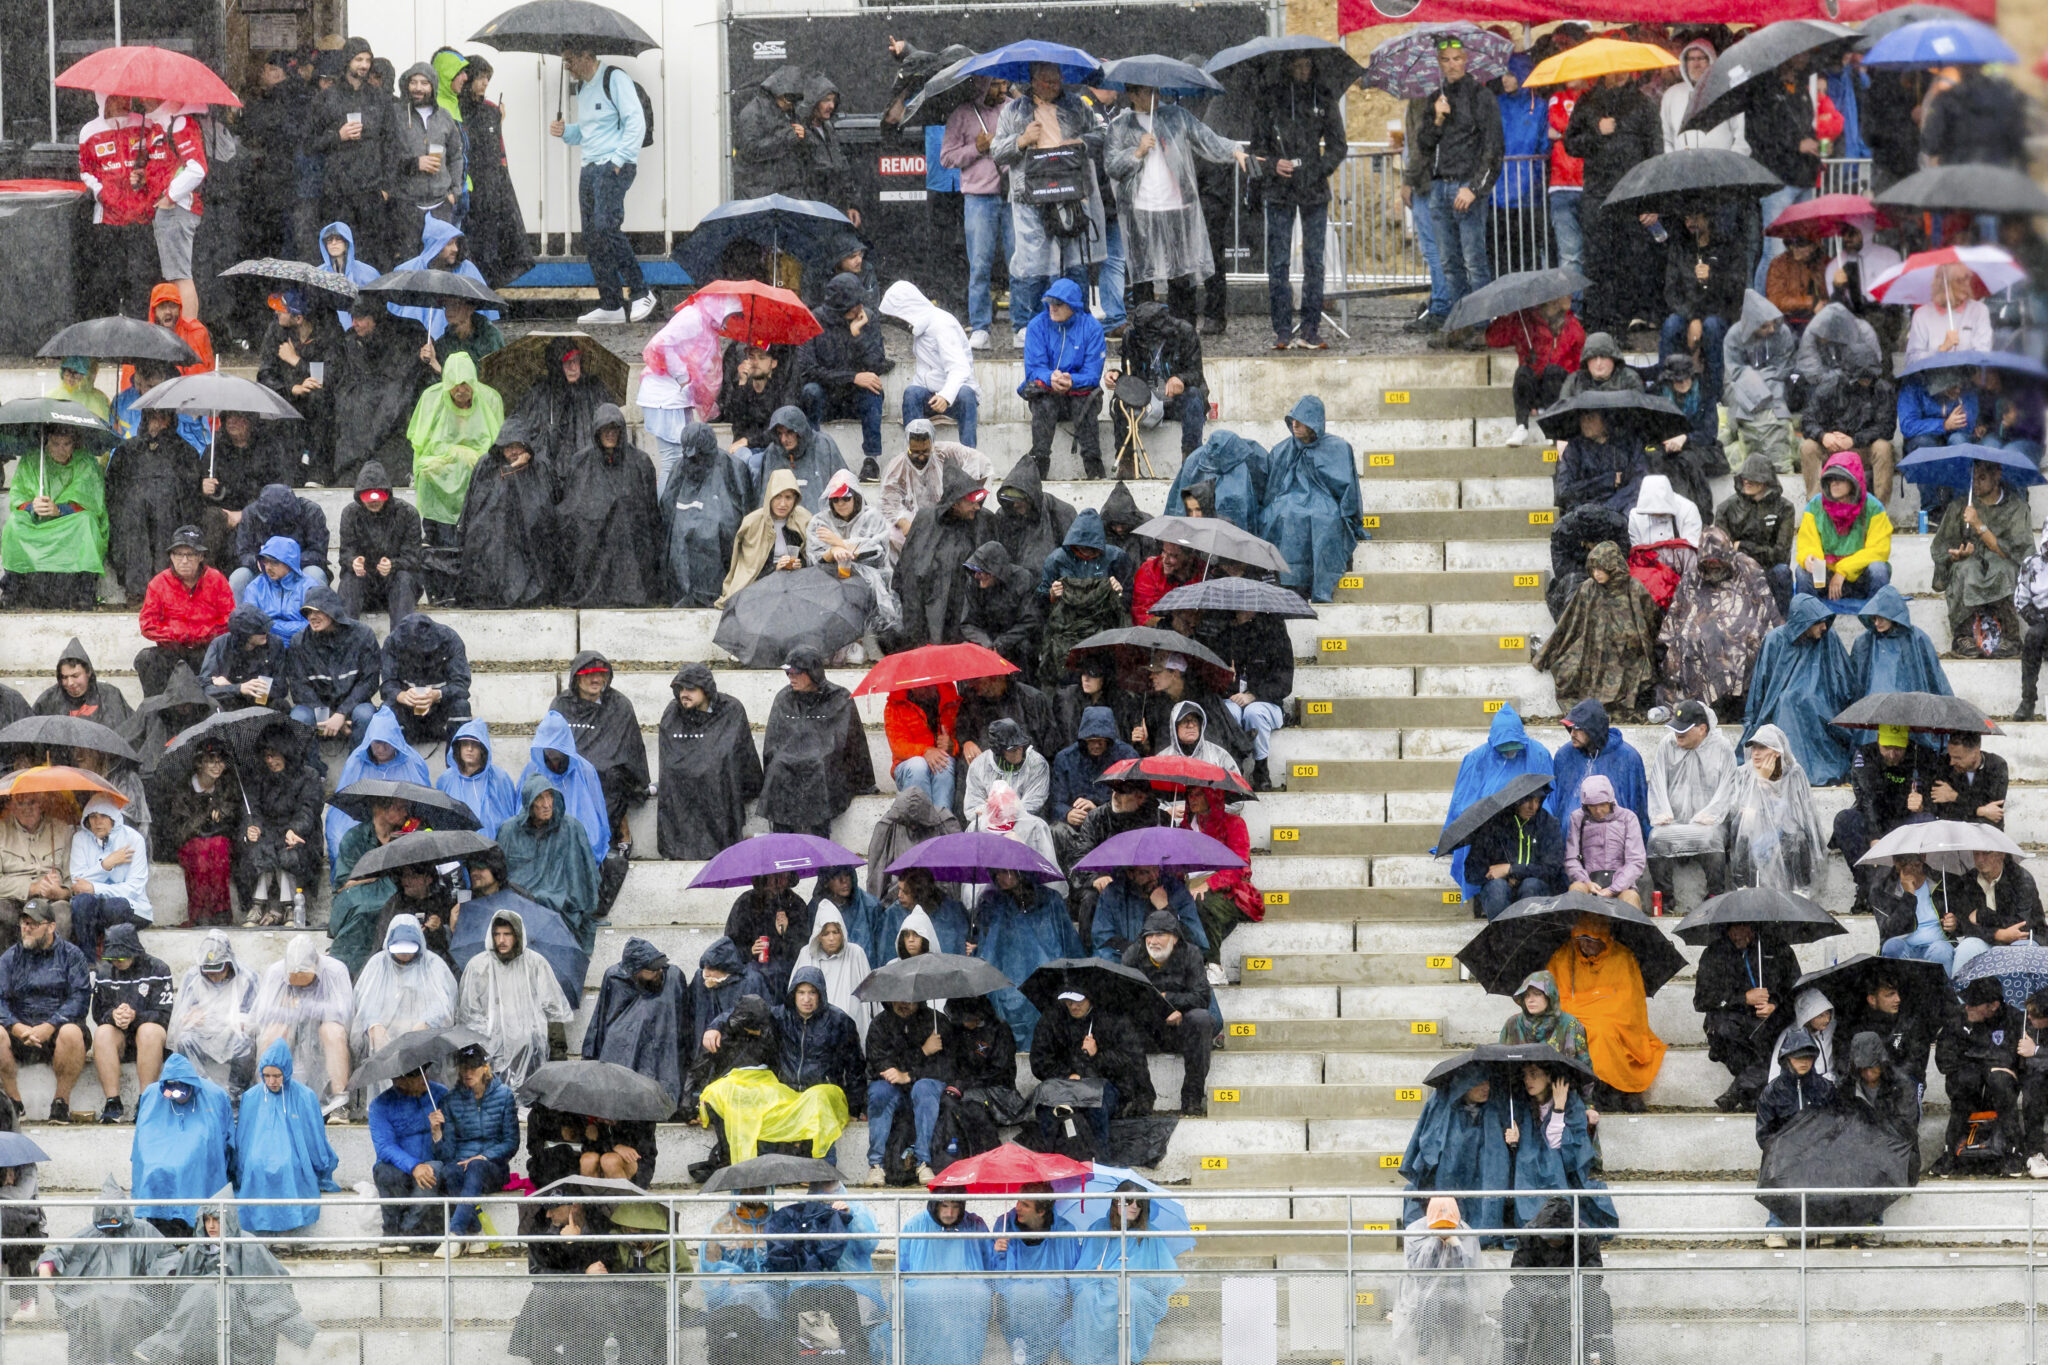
[[454, 906, 572, 1090], [248, 935, 354, 1086], [166, 929, 257, 1091], [348, 913, 459, 1060]]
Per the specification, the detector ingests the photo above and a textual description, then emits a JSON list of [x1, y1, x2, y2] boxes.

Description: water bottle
[[1647, 219, 1668, 244], [1013, 1340, 1028, 1365], [1918, 508, 1929, 534], [605, 1335, 620, 1365]]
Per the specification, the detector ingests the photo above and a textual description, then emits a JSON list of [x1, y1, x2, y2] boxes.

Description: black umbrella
[[136, 373, 301, 419], [527, 1175, 659, 1208], [0, 398, 120, 458], [1875, 164, 2048, 219], [219, 258, 361, 304], [328, 779, 483, 831], [518, 1060, 678, 1121], [1682, 20, 1859, 135], [855, 953, 1011, 1004], [1856, 3, 1971, 49], [1755, 1106, 1913, 1229], [165, 708, 308, 757], [354, 1026, 492, 1089], [1422, 1042, 1595, 1088], [1065, 625, 1232, 677], [701, 1154, 843, 1193], [1534, 388, 1689, 444], [1150, 577, 1316, 618], [0, 716, 139, 765], [1203, 34, 1364, 94], [1457, 891, 1689, 997], [900, 52, 983, 127], [36, 315, 197, 366], [1793, 954, 1951, 1030], [470, 0, 658, 55], [1444, 266, 1591, 336], [360, 269, 506, 311], [1128, 516, 1290, 575], [673, 195, 853, 285], [713, 566, 871, 669], [1019, 957, 1170, 1027], [1433, 771, 1556, 858], [1601, 148, 1783, 215], [1830, 691, 2001, 736], [349, 829, 500, 882], [1673, 888, 1846, 947], [1099, 55, 1224, 98]]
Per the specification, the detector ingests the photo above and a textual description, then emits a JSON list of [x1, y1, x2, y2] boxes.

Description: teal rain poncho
[[1741, 593, 1854, 785], [496, 770, 601, 955], [1400, 1061, 1513, 1241], [1847, 584, 1953, 709], [1257, 396, 1363, 601], [131, 1054, 234, 1227], [232, 1038, 341, 1233], [973, 879, 1083, 1050], [1065, 1202, 1188, 1365]]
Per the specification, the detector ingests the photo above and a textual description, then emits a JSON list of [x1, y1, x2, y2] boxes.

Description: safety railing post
[[893, 1198, 905, 1365], [1797, 1190, 1809, 1365], [1343, 1191, 1356, 1365], [2029, 1193, 2038, 1365], [1568, 1190, 1582, 1364], [443, 1195, 456, 1365], [667, 1197, 681, 1365], [215, 1210, 229, 1365]]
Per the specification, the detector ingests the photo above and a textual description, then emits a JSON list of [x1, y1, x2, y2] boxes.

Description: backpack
[[602, 64, 656, 150]]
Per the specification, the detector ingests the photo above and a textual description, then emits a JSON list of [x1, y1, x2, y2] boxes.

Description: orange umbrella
[[0, 765, 126, 806], [1524, 37, 1678, 88]]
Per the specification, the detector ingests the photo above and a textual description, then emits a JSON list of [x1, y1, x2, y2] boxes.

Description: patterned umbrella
[[1360, 23, 1514, 100], [1152, 576, 1316, 618], [220, 258, 361, 304], [477, 331, 631, 410], [1868, 245, 2026, 306], [1955, 943, 2048, 1009]]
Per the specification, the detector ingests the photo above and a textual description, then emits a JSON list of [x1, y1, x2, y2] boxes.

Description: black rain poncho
[[897, 461, 996, 647], [456, 416, 561, 609], [731, 67, 811, 200], [661, 421, 749, 608], [759, 646, 875, 832], [555, 404, 664, 608], [581, 936, 690, 1102], [496, 771, 601, 957], [103, 418, 205, 600], [328, 312, 434, 486], [657, 663, 762, 860], [553, 651, 648, 795], [992, 454, 1076, 582], [508, 335, 611, 470], [34, 638, 134, 730]]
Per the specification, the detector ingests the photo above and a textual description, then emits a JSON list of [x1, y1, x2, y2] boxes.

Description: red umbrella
[[851, 643, 1017, 698], [693, 279, 822, 347], [1103, 754, 1255, 800], [928, 1142, 1092, 1192], [1765, 192, 1892, 240], [56, 47, 242, 107]]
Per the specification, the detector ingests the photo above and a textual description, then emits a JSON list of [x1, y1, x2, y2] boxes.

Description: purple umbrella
[[888, 831, 1062, 884], [1071, 826, 1248, 876], [687, 832, 865, 889], [1359, 23, 1514, 100]]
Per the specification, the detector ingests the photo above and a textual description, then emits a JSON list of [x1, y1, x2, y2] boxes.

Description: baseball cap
[[20, 899, 56, 924], [170, 525, 206, 552], [1877, 724, 1911, 747], [1666, 700, 1710, 732], [1057, 991, 1086, 1002]]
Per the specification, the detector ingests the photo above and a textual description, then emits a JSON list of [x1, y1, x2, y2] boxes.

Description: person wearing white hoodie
[[880, 281, 982, 449], [1660, 40, 1748, 154], [67, 796, 153, 955], [794, 903, 876, 1042]]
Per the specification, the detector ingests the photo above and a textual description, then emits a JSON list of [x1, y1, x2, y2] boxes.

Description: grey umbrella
[[0, 715, 139, 765], [1830, 691, 2000, 736], [471, 0, 659, 55], [1875, 165, 2048, 218], [219, 258, 360, 303], [1129, 516, 1290, 574], [854, 953, 1011, 1003], [1099, 55, 1224, 98], [328, 779, 483, 831], [354, 1026, 492, 1089], [37, 316, 197, 366], [1203, 34, 1364, 94], [1433, 770, 1556, 858], [1602, 148, 1782, 215], [713, 566, 872, 669], [136, 373, 301, 419], [359, 269, 506, 311], [1673, 888, 1845, 947], [1151, 576, 1317, 618], [1445, 266, 1591, 336], [900, 52, 983, 127], [1682, 20, 1859, 135], [519, 1060, 677, 1121], [0, 398, 121, 457], [1856, 3, 1971, 49], [1422, 1042, 1594, 1087], [349, 829, 500, 881], [701, 1154, 844, 1193]]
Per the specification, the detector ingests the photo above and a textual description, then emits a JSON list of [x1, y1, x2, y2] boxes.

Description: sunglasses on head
[[1436, 38, 1465, 50]]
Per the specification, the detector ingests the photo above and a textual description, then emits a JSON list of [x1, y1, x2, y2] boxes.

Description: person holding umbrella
[[1546, 912, 1665, 1112], [1694, 919, 1800, 1112], [0, 421, 111, 611], [548, 45, 656, 326], [989, 59, 1109, 341], [1904, 262, 1994, 362], [1564, 72, 1661, 336], [1930, 458, 2029, 655], [1464, 779, 1566, 922]]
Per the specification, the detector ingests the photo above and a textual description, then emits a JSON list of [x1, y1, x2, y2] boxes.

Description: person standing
[[1251, 56, 1347, 350], [1102, 83, 1248, 326], [456, 59, 535, 284], [989, 62, 1107, 346], [1565, 73, 1660, 337], [77, 94, 160, 317], [1412, 35, 1503, 349], [390, 63, 467, 251], [941, 76, 1015, 350], [310, 39, 397, 269], [549, 46, 655, 326]]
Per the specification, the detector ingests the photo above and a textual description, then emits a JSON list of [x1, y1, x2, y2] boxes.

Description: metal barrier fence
[[0, 1184, 2042, 1365]]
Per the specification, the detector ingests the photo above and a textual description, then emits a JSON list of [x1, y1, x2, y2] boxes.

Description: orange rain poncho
[[1543, 913, 1666, 1095]]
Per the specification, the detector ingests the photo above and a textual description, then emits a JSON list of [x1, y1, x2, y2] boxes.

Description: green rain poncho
[[1, 438, 108, 574], [405, 350, 503, 526]]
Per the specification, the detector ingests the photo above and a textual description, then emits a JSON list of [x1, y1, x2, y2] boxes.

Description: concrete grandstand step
[[1279, 759, 1462, 792], [1299, 696, 1546, 728], [1207, 1083, 1431, 1119], [1353, 447, 1558, 480], [1333, 570, 1547, 604], [1240, 951, 1464, 986], [1254, 887, 1471, 921], [1185, 1151, 1406, 1188], [1264, 821, 1438, 857], [1308, 632, 1541, 665], [1357, 507, 1563, 541], [1222, 1018, 1450, 1051]]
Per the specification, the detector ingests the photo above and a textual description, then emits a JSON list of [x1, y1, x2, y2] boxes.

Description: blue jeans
[[902, 385, 979, 450], [866, 1077, 944, 1166], [1224, 699, 1284, 761], [580, 161, 643, 310], [1766, 562, 1794, 615], [1411, 189, 1450, 320], [1660, 313, 1729, 405], [373, 1161, 446, 1240], [1795, 557, 1890, 606], [1479, 875, 1553, 921], [800, 381, 885, 460], [962, 193, 1015, 334], [1010, 266, 1090, 334], [1549, 190, 1584, 284], [1099, 219, 1127, 329], [1265, 200, 1329, 339], [1036, 1079, 1118, 1151], [1882, 932, 1956, 973], [291, 702, 377, 741], [431, 1156, 508, 1237], [893, 756, 955, 811], [1428, 180, 1492, 318], [1753, 185, 1812, 294]]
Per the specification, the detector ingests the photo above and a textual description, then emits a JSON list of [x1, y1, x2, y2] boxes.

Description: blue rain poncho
[[974, 880, 1084, 1050], [436, 717, 521, 835], [1164, 430, 1268, 531], [1547, 699, 1651, 842], [325, 705, 432, 862], [317, 219, 381, 328], [131, 1054, 234, 1226], [1400, 1061, 1514, 1240], [901, 1206, 995, 1365], [496, 771, 601, 955], [1742, 593, 1855, 786], [1065, 1209, 1189, 1365], [701, 1198, 782, 1321], [1505, 1081, 1617, 1233], [1257, 396, 1363, 601], [518, 709, 613, 861], [1440, 706, 1556, 896], [387, 218, 499, 340], [1847, 584, 1953, 722], [233, 1037, 341, 1233], [992, 1209, 1081, 1365]]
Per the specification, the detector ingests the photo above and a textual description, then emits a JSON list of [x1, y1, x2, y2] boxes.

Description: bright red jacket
[[1486, 309, 1585, 373], [1547, 91, 1584, 190], [138, 566, 234, 647], [1187, 803, 1264, 922], [1130, 555, 1196, 626], [78, 115, 156, 226]]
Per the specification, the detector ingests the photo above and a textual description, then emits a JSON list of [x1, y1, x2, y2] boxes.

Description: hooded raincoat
[[719, 465, 813, 608], [1658, 526, 1783, 709], [794, 902, 876, 1042], [497, 771, 601, 953], [1066, 1202, 1188, 1365], [760, 646, 875, 833], [1533, 541, 1662, 711], [975, 875, 1084, 1051], [387, 218, 498, 340], [900, 1204, 997, 1365], [2, 436, 108, 577], [1696, 724, 1830, 895], [1258, 396, 1362, 601], [989, 85, 1108, 278], [1644, 716, 1738, 858], [1498, 969, 1593, 1069], [1723, 289, 1796, 426], [806, 468, 901, 632], [131, 1054, 234, 1226], [40, 1179, 170, 1365], [898, 462, 998, 646], [405, 350, 504, 525], [233, 1037, 341, 1232], [1547, 699, 1651, 840], [1741, 593, 1854, 785], [1848, 584, 1953, 700], [518, 710, 613, 861], [32, 639, 131, 728], [556, 403, 664, 607], [324, 705, 432, 863], [1164, 430, 1267, 532], [509, 336, 611, 470], [436, 718, 522, 836], [745, 405, 850, 511], [1400, 1062, 1513, 1238], [992, 453, 1078, 581], [348, 913, 459, 1059], [167, 930, 257, 1093], [1545, 914, 1665, 1096], [582, 936, 690, 1102], [1931, 480, 2029, 635], [552, 652, 648, 817], [248, 937, 352, 1099], [661, 422, 749, 607], [450, 885, 589, 1004], [317, 220, 382, 328], [455, 905, 572, 1090], [1442, 706, 1556, 895], [1103, 102, 1243, 284], [456, 415, 560, 608], [656, 663, 761, 860], [329, 309, 433, 486]]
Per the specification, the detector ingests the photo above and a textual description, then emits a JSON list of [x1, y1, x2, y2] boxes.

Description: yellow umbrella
[[1524, 37, 1679, 89]]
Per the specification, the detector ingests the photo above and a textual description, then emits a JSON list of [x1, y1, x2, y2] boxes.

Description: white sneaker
[[320, 1093, 348, 1119], [1506, 424, 1529, 447], [969, 329, 991, 351], [577, 305, 627, 326], [2028, 1153, 2048, 1179], [916, 1163, 936, 1185], [1764, 1232, 1787, 1249], [1205, 963, 1227, 987], [1013, 330, 1029, 351], [629, 291, 659, 323], [864, 1164, 886, 1187], [9, 1299, 34, 1323]]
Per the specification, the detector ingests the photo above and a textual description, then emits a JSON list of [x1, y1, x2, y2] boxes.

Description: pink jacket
[[1565, 774, 1645, 891]]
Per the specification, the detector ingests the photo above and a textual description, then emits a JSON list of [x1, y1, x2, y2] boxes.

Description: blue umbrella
[[1862, 17, 2016, 69], [671, 194, 852, 286], [1954, 942, 2048, 1009], [958, 40, 1100, 85], [448, 894, 594, 1004], [1900, 349, 2048, 384], [1896, 441, 2045, 492], [1050, 1165, 1196, 1254], [1098, 55, 1222, 98]]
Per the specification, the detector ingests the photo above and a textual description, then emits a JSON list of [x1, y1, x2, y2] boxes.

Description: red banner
[[1339, 0, 1994, 34]]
